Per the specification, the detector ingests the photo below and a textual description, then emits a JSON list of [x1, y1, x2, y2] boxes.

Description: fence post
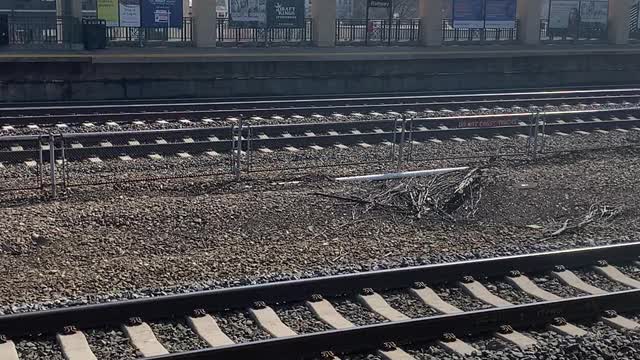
[[49, 134, 57, 197]]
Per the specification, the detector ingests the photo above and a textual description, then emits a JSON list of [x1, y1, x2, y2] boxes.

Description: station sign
[[267, 0, 305, 28], [141, 0, 183, 27], [367, 0, 392, 8], [230, 0, 267, 27], [453, 0, 485, 28], [484, 0, 517, 28], [97, 0, 120, 26]]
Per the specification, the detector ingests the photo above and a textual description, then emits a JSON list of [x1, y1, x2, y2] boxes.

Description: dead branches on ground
[[314, 168, 484, 222], [540, 205, 621, 240]]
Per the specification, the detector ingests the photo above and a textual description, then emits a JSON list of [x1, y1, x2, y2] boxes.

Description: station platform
[[2, 45, 640, 102], [2, 44, 640, 63]]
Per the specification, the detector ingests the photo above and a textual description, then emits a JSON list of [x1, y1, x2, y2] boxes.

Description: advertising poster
[[97, 0, 120, 26], [229, 0, 267, 27], [267, 0, 305, 28], [548, 0, 579, 29], [579, 0, 608, 25], [119, 0, 141, 27], [453, 0, 485, 29], [484, 0, 517, 28], [141, 0, 183, 27]]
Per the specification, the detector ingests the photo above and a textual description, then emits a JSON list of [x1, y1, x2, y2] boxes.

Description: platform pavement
[[1, 44, 640, 63]]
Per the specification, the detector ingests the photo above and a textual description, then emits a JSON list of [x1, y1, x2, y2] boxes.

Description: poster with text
[[119, 0, 141, 27], [579, 0, 608, 24], [548, 0, 579, 29], [267, 0, 304, 28], [97, 0, 120, 26], [141, 0, 183, 27], [484, 0, 517, 28], [453, 0, 485, 28], [229, 0, 267, 27]]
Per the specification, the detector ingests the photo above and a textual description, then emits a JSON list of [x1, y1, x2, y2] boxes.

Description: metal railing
[[540, 19, 608, 43], [216, 18, 312, 46], [631, 3, 640, 41], [3, 15, 80, 46], [442, 19, 519, 44], [335, 19, 421, 46], [106, 18, 192, 47]]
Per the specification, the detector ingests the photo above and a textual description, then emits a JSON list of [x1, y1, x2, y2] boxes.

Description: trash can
[[0, 14, 8, 46], [82, 19, 107, 50]]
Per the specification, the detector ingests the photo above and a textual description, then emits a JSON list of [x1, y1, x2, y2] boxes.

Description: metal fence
[[442, 19, 519, 44], [631, 3, 640, 41], [105, 18, 192, 47], [540, 19, 608, 43], [3, 15, 79, 47], [217, 18, 313, 46], [335, 19, 421, 46]]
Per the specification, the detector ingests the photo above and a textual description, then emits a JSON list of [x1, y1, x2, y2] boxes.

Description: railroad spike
[[127, 317, 143, 326], [361, 288, 375, 296], [252, 301, 267, 310], [596, 260, 609, 267], [192, 308, 207, 318], [602, 310, 618, 319], [441, 333, 457, 343], [310, 294, 324, 302], [381, 342, 397, 351]]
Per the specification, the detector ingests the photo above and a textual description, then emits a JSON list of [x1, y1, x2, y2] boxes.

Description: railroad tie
[[506, 272, 588, 337], [122, 320, 169, 357], [458, 278, 537, 349], [600, 311, 640, 331], [357, 290, 410, 322], [0, 339, 19, 360], [409, 285, 463, 314], [186, 312, 235, 347], [56, 328, 97, 360], [306, 297, 354, 329], [458, 278, 513, 308], [408, 284, 478, 355], [550, 268, 607, 295], [593, 263, 640, 289], [377, 345, 415, 360], [249, 304, 297, 338]]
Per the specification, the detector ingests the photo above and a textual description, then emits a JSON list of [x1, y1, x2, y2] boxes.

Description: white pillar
[[608, 0, 631, 44], [312, 0, 336, 47], [517, 0, 542, 45], [183, 0, 190, 17], [419, 0, 443, 46], [192, 0, 217, 47]]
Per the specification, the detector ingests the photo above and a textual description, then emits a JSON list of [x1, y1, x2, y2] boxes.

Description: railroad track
[[2, 242, 640, 360], [1, 88, 640, 128], [1, 108, 639, 164]]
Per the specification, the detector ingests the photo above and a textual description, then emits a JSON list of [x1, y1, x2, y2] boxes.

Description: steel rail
[[147, 290, 640, 360], [1, 92, 640, 125], [1, 113, 639, 163], [0, 242, 638, 338]]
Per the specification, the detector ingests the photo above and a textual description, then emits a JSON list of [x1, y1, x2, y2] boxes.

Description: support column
[[183, 0, 190, 17], [312, 0, 336, 47], [57, 0, 83, 48], [192, 0, 217, 47], [517, 0, 542, 45], [418, 0, 443, 46], [608, 0, 631, 45]]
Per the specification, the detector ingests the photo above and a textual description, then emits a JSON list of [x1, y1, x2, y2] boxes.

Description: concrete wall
[[2, 53, 640, 102]]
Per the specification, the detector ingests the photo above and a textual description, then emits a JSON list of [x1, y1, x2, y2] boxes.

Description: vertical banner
[[548, 0, 580, 29], [453, 0, 485, 28], [97, 0, 120, 26], [229, 0, 267, 27], [119, 0, 141, 27], [484, 0, 517, 28], [579, 0, 608, 26], [267, 0, 305, 28], [141, 0, 183, 27]]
